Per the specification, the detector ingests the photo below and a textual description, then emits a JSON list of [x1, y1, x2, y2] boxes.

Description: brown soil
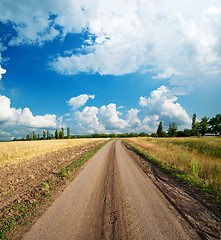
[[0, 140, 105, 210]]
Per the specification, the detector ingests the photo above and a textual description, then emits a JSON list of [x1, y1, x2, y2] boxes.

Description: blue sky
[[0, 0, 221, 140]]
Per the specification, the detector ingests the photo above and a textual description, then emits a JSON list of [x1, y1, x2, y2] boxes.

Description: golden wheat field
[[0, 138, 106, 165]]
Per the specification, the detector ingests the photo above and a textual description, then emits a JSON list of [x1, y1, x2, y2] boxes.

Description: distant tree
[[67, 127, 70, 139], [55, 130, 60, 139], [47, 130, 50, 140], [156, 121, 164, 137], [167, 122, 177, 137], [191, 113, 199, 136], [184, 128, 191, 137], [37, 134, 40, 140], [110, 133, 116, 138], [151, 133, 158, 137], [139, 132, 149, 137], [129, 133, 139, 137], [192, 113, 196, 130], [209, 114, 221, 136], [33, 131, 37, 140], [51, 133, 53, 139], [199, 116, 209, 136], [176, 131, 185, 137], [26, 134, 30, 141], [61, 127, 64, 139], [43, 130, 46, 140], [30, 133, 33, 140]]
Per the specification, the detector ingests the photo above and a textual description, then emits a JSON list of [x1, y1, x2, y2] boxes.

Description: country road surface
[[23, 140, 199, 240]]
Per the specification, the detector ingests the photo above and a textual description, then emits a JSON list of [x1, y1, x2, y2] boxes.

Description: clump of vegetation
[[60, 167, 68, 179], [41, 182, 50, 195]]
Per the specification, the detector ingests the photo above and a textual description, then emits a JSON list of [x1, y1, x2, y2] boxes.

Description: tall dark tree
[[156, 121, 163, 137], [67, 127, 70, 139], [30, 132, 33, 140], [55, 130, 60, 139], [43, 130, 46, 140], [167, 122, 177, 137], [26, 134, 30, 141], [199, 116, 209, 136], [61, 127, 64, 139], [47, 130, 50, 140], [209, 114, 221, 136], [37, 134, 40, 140], [191, 113, 199, 136], [192, 113, 196, 130], [33, 131, 37, 140]]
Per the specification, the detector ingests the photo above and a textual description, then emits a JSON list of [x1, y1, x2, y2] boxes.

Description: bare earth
[[22, 140, 213, 240], [0, 139, 105, 209]]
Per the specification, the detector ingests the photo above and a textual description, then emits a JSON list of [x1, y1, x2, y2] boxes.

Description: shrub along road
[[22, 140, 219, 240]]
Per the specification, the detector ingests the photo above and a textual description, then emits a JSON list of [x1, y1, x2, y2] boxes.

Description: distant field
[[0, 138, 106, 165], [126, 137, 221, 197]]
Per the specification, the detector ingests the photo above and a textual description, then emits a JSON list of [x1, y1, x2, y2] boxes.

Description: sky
[[0, 0, 221, 140]]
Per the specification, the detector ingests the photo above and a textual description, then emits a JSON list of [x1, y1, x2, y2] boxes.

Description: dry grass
[[126, 137, 221, 195], [0, 138, 107, 165]]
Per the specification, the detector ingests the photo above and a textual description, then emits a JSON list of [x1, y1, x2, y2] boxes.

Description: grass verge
[[124, 140, 221, 209], [0, 140, 109, 239]]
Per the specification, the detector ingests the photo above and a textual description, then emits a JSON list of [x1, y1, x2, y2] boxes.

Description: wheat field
[[0, 138, 106, 165]]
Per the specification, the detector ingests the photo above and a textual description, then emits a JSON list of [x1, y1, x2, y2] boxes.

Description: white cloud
[[67, 94, 95, 110], [0, 95, 58, 129], [19, 107, 57, 128], [74, 106, 105, 134], [98, 103, 128, 131], [153, 67, 183, 79], [0, 65, 6, 80], [0, 0, 220, 91], [126, 109, 141, 128], [140, 85, 191, 127], [139, 96, 148, 107]]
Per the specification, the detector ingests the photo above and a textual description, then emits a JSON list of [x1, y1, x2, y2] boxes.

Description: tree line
[[155, 113, 221, 137], [12, 113, 220, 141], [14, 127, 71, 141]]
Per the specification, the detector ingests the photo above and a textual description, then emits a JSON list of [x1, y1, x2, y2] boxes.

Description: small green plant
[[60, 167, 68, 179], [190, 159, 202, 177], [41, 182, 50, 195]]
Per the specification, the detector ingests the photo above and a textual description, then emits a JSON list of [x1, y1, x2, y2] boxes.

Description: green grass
[[0, 140, 109, 239], [146, 137, 221, 158], [124, 139, 221, 205]]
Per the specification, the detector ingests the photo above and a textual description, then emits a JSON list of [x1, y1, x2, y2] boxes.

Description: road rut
[[23, 140, 200, 240]]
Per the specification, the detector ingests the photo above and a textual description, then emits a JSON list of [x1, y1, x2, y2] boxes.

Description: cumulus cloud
[[0, 95, 58, 129], [98, 103, 128, 131], [74, 106, 105, 134], [139, 85, 191, 127], [126, 109, 141, 128], [0, 0, 220, 91], [0, 65, 6, 80], [67, 94, 95, 110]]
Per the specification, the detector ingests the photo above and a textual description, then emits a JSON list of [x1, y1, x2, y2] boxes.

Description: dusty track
[[23, 140, 203, 239]]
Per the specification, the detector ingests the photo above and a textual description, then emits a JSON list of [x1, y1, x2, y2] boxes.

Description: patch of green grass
[[0, 140, 109, 239]]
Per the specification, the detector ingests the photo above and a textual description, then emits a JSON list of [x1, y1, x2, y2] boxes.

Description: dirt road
[[23, 140, 200, 240]]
